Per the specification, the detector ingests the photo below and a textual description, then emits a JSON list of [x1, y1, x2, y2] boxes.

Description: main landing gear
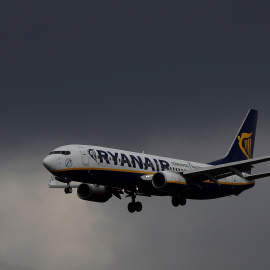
[[171, 195, 186, 207], [127, 192, 143, 213], [128, 201, 143, 213]]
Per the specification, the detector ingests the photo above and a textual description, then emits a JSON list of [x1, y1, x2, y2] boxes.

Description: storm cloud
[[1, 1, 270, 269]]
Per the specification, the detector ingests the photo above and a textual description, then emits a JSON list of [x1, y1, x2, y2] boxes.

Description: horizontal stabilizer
[[245, 172, 270, 181]]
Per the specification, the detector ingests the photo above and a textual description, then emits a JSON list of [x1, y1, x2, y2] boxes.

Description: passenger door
[[78, 147, 89, 166]]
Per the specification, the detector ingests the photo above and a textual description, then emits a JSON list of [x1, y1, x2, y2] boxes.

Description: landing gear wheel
[[179, 197, 186, 206], [135, 201, 142, 212], [172, 196, 180, 207], [128, 202, 136, 213], [64, 186, 72, 194]]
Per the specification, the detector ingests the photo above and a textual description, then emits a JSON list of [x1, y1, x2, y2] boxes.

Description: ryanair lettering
[[88, 149, 169, 171]]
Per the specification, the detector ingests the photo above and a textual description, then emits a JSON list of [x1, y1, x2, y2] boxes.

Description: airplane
[[43, 109, 270, 213]]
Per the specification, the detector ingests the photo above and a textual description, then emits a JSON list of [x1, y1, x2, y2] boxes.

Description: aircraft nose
[[43, 155, 56, 172]]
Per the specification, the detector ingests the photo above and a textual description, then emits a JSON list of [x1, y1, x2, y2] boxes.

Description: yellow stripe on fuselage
[[53, 167, 155, 175], [167, 180, 186, 185]]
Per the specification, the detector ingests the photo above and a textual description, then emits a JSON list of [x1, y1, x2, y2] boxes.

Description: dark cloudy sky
[[1, 1, 270, 269]]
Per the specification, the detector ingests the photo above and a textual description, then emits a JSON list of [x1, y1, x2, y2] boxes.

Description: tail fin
[[209, 109, 258, 167]]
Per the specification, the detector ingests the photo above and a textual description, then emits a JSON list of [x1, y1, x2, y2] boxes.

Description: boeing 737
[[43, 109, 270, 213]]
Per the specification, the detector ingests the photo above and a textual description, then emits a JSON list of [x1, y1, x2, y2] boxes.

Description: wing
[[183, 155, 270, 185], [49, 175, 80, 188]]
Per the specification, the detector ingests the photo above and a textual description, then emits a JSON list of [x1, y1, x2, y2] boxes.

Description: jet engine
[[152, 171, 187, 190], [77, 184, 112, 203]]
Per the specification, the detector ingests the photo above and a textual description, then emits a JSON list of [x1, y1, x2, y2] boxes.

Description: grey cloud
[[0, 261, 41, 270], [1, 1, 270, 270], [1, 128, 270, 270]]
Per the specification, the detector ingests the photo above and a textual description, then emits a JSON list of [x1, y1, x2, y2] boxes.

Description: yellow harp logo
[[237, 133, 252, 159]]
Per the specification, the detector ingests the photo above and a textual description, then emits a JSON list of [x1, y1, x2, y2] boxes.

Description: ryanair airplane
[[43, 109, 270, 213]]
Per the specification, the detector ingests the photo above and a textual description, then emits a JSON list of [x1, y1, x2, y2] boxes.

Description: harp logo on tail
[[238, 133, 252, 159]]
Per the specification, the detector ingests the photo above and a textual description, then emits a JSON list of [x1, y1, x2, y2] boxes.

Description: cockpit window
[[49, 151, 71, 155]]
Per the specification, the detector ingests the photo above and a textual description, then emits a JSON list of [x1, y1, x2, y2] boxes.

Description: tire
[[179, 197, 186, 206], [68, 187, 73, 194], [135, 202, 142, 212], [128, 202, 136, 213], [64, 187, 69, 194], [172, 196, 179, 207]]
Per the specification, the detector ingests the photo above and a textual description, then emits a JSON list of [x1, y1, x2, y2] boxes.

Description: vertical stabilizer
[[209, 109, 258, 167]]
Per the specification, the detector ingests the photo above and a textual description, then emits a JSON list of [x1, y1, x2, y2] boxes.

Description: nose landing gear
[[64, 178, 72, 194], [64, 186, 72, 194]]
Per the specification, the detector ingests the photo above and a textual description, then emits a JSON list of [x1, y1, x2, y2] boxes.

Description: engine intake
[[152, 171, 186, 190], [77, 184, 112, 203], [152, 173, 166, 188]]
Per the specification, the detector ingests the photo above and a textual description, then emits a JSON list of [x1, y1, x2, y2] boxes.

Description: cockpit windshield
[[49, 151, 71, 155]]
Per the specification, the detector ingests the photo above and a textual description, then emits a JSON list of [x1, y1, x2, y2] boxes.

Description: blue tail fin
[[209, 109, 258, 167]]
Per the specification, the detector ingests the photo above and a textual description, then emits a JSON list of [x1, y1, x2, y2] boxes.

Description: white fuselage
[[43, 144, 254, 199]]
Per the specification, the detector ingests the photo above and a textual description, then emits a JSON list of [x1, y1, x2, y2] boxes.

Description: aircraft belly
[[55, 169, 144, 189], [185, 182, 254, 200], [53, 169, 255, 200]]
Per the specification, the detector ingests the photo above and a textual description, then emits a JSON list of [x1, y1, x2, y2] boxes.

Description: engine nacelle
[[152, 171, 187, 190], [77, 184, 112, 203]]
